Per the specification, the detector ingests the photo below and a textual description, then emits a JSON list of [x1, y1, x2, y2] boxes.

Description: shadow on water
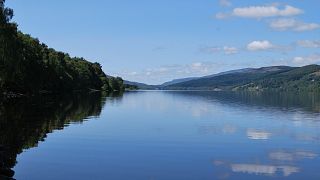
[[0, 91, 123, 179], [164, 91, 320, 114]]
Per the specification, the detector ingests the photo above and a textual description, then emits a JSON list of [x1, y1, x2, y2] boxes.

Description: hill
[[235, 65, 320, 92], [124, 80, 159, 90], [162, 65, 320, 92], [161, 77, 198, 87]]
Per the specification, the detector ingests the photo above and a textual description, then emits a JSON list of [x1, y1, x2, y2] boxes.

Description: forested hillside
[[0, 0, 124, 96], [235, 65, 320, 92], [163, 65, 320, 92]]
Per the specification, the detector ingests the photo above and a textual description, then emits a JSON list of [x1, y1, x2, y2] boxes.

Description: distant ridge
[[124, 80, 159, 90], [125, 65, 320, 92], [161, 77, 198, 86]]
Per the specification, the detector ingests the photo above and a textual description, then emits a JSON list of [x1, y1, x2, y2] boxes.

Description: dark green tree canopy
[[0, 0, 124, 96], [0, 0, 13, 24]]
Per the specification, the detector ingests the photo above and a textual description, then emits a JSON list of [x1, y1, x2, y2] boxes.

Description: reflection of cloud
[[269, 150, 318, 161], [192, 106, 209, 117], [222, 124, 237, 134], [269, 152, 293, 161], [199, 126, 219, 134], [213, 160, 226, 166], [247, 129, 272, 140], [199, 124, 237, 135], [231, 164, 276, 175], [280, 166, 300, 177], [295, 151, 318, 159], [294, 134, 320, 143], [231, 164, 299, 177], [214, 160, 300, 177]]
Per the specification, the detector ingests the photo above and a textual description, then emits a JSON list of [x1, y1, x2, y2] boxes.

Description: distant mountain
[[125, 65, 320, 92], [161, 77, 199, 86], [159, 67, 263, 87], [124, 80, 159, 90], [202, 68, 255, 78], [163, 65, 318, 91], [235, 65, 320, 92]]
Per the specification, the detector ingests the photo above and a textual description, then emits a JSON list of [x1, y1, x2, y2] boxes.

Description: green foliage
[[165, 65, 320, 92], [165, 66, 294, 90], [124, 83, 138, 90], [237, 65, 320, 92], [0, 1, 124, 95]]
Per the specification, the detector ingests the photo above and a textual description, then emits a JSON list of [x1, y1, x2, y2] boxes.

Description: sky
[[7, 0, 320, 84]]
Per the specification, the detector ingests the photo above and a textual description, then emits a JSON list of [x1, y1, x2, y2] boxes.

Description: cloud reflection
[[247, 129, 272, 140], [214, 160, 300, 177], [231, 164, 299, 177], [199, 124, 237, 135], [269, 150, 318, 161]]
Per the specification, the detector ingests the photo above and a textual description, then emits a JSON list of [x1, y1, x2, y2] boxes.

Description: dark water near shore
[[1, 91, 320, 179]]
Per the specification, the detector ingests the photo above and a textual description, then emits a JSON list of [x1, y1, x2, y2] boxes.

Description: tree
[[1, 0, 124, 95], [0, 0, 21, 91]]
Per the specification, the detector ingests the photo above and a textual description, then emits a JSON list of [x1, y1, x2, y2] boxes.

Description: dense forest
[[163, 65, 320, 92], [0, 0, 124, 97], [235, 65, 320, 92]]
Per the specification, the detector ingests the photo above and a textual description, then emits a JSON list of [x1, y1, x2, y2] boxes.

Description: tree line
[[0, 0, 124, 96]]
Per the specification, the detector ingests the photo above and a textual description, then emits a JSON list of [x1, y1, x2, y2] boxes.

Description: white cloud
[[269, 18, 320, 31], [201, 46, 238, 55], [247, 40, 274, 51], [297, 40, 320, 48], [216, 4, 303, 19], [232, 5, 303, 18], [223, 46, 238, 54], [292, 54, 320, 66], [215, 12, 230, 19], [219, 0, 232, 7], [118, 62, 227, 84]]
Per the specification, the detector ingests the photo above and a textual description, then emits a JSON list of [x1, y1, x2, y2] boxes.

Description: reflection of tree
[[166, 91, 320, 113], [0, 92, 122, 178]]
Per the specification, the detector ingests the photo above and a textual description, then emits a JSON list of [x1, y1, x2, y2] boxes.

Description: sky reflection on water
[[2, 91, 319, 179]]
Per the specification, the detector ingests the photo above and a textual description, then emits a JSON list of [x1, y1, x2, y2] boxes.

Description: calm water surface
[[1, 91, 320, 179]]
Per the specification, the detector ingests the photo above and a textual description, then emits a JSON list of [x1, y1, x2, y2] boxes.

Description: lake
[[1, 91, 320, 179]]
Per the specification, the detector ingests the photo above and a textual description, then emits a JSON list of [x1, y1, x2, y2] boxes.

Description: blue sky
[[7, 0, 320, 84]]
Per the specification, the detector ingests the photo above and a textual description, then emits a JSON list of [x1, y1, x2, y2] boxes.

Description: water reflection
[[213, 149, 318, 178], [160, 91, 320, 179], [269, 150, 318, 161], [246, 129, 272, 140], [165, 91, 320, 114], [230, 164, 299, 177], [0, 92, 122, 179], [2, 91, 320, 179]]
